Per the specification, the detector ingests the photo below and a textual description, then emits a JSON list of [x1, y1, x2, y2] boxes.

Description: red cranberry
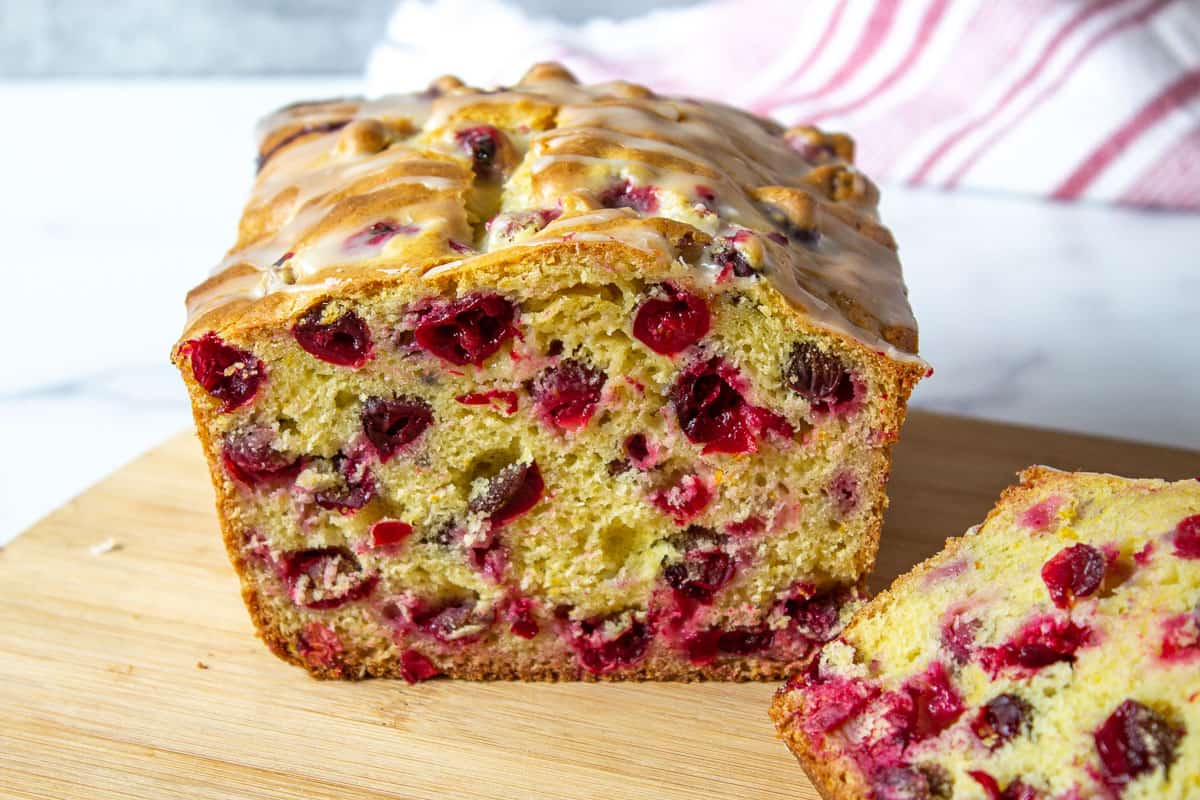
[[827, 471, 860, 515], [570, 615, 654, 674], [902, 661, 964, 740], [292, 302, 374, 368], [968, 771, 1002, 800], [468, 461, 544, 527], [399, 649, 439, 684], [711, 241, 756, 279], [650, 474, 712, 523], [1041, 543, 1106, 608], [455, 125, 504, 179], [180, 332, 265, 411], [759, 202, 818, 245], [716, 626, 773, 655], [221, 427, 302, 486], [279, 547, 377, 609], [800, 674, 880, 735], [784, 587, 844, 643], [1094, 700, 1182, 788], [980, 615, 1091, 675], [412, 598, 494, 644], [506, 597, 539, 639], [871, 766, 931, 800], [632, 285, 710, 356], [486, 208, 562, 240], [784, 341, 855, 413], [940, 612, 980, 663], [1161, 605, 1200, 661], [370, 520, 413, 549], [1173, 514, 1200, 558], [599, 179, 658, 213], [670, 359, 793, 454], [413, 294, 517, 366], [663, 550, 734, 604], [313, 452, 376, 513], [297, 622, 342, 668], [361, 396, 433, 462], [624, 433, 652, 467], [343, 219, 416, 251], [467, 540, 509, 583], [1019, 496, 1063, 531], [681, 629, 721, 665], [530, 359, 606, 431], [972, 694, 1031, 749], [455, 389, 519, 415], [725, 515, 765, 536]]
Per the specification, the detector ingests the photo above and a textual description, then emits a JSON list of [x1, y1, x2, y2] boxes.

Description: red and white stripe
[[369, 0, 1200, 210]]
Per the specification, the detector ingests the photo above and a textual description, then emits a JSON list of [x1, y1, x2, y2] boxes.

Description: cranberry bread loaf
[[771, 467, 1200, 799], [172, 63, 926, 682]]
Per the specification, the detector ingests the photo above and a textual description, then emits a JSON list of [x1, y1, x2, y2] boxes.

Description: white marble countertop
[[1, 78, 1197, 544]]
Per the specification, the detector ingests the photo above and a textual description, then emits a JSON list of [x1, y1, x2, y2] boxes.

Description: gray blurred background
[[1, 0, 701, 77]]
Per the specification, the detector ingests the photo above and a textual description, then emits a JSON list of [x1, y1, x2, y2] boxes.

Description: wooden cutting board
[[2, 412, 1196, 800]]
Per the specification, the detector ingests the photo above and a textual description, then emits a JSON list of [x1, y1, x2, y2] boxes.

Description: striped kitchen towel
[[367, 0, 1200, 210]]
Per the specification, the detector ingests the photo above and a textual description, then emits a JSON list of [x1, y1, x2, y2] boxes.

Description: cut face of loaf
[[173, 63, 926, 681], [771, 468, 1200, 799]]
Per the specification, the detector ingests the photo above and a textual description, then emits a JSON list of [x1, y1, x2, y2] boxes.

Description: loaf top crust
[[182, 62, 920, 362]]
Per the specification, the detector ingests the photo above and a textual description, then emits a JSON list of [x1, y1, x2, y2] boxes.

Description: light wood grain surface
[[2, 412, 1196, 800]]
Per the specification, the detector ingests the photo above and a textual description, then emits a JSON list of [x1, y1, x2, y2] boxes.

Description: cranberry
[[279, 547, 377, 609], [1094, 700, 1182, 788], [663, 550, 734, 604], [399, 649, 439, 684], [468, 461, 544, 527], [650, 474, 712, 523], [972, 694, 1031, 749], [624, 433, 652, 467], [506, 597, 539, 639], [902, 661, 964, 740], [221, 427, 302, 486], [725, 515, 765, 536], [530, 359, 606, 431], [297, 622, 342, 667], [940, 612, 980, 663], [412, 599, 494, 644], [571, 615, 654, 674], [1173, 514, 1200, 558], [716, 626, 773, 655], [759, 202, 818, 245], [1161, 606, 1200, 661], [413, 294, 517, 366], [800, 675, 880, 735], [1041, 543, 1106, 608], [313, 452, 376, 513], [968, 771, 1001, 799], [343, 219, 416, 251], [827, 471, 859, 515], [447, 238, 474, 254], [980, 615, 1091, 675], [455, 125, 504, 179], [361, 396, 433, 462], [871, 766, 931, 800], [455, 389, 519, 415], [370, 520, 413, 549], [180, 332, 265, 411], [784, 587, 844, 643], [468, 540, 509, 583], [1019, 496, 1063, 531], [670, 358, 793, 454], [292, 302, 374, 368], [711, 241, 756, 279], [486, 208, 562, 240], [632, 285, 710, 356], [599, 179, 658, 213], [681, 629, 721, 665], [783, 341, 855, 413]]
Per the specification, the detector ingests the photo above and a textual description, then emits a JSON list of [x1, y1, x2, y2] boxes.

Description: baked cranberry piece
[[468, 461, 544, 527], [221, 427, 302, 486], [1094, 700, 1182, 789], [413, 294, 517, 366], [370, 519, 413, 549], [624, 433, 652, 468], [1161, 605, 1200, 661], [280, 547, 377, 609], [940, 611, 980, 663], [455, 389, 519, 415], [399, 649, 439, 684], [800, 674, 880, 735], [313, 452, 376, 513], [980, 615, 1091, 675], [717, 626, 773, 655], [968, 772, 1040, 800], [650, 474, 712, 523], [1173, 514, 1200, 558], [297, 622, 342, 668], [1041, 543, 1106, 608], [506, 597, 539, 639], [180, 332, 265, 411], [901, 661, 964, 740], [292, 302, 374, 368], [784, 341, 855, 413], [871, 766, 932, 800], [633, 285, 710, 356], [784, 586, 845, 643], [412, 598, 495, 644], [972, 694, 1032, 750], [827, 471, 860, 515], [711, 241, 756, 279], [455, 125, 504, 179], [530, 359, 606, 431], [570, 615, 654, 674], [1019, 496, 1063, 532], [599, 179, 658, 213], [343, 219, 416, 251], [361, 395, 433, 462], [663, 549, 734, 604], [670, 358, 793, 454]]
